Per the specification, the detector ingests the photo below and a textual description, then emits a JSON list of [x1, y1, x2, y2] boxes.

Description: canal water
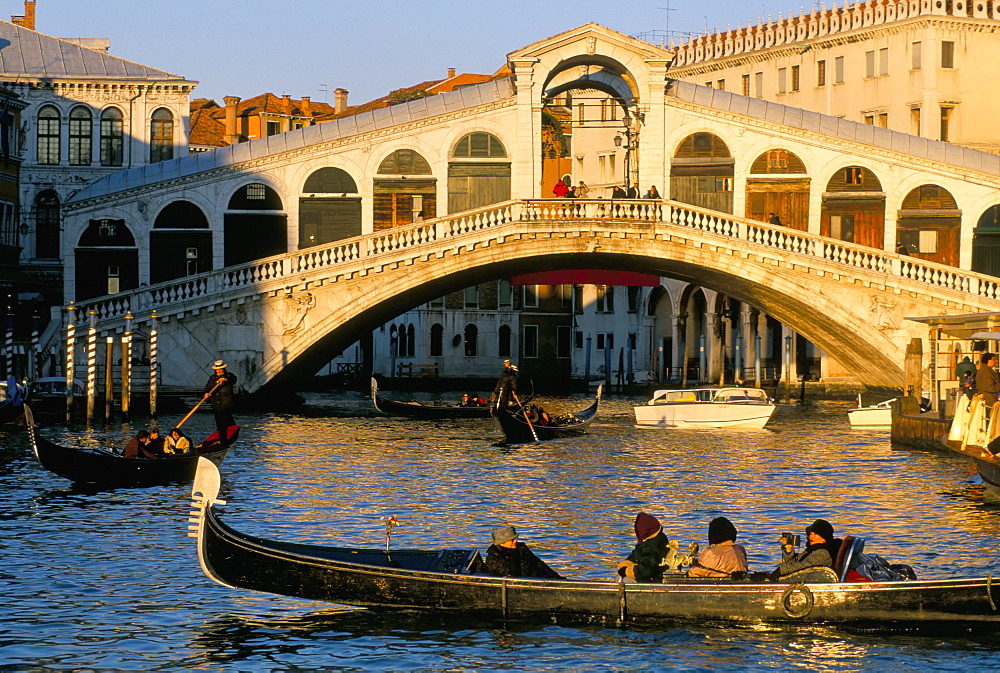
[[2, 392, 999, 670]]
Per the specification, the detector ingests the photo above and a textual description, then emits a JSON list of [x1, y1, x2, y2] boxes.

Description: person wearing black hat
[[688, 516, 749, 578], [203, 359, 238, 447], [491, 359, 519, 407], [482, 525, 562, 579], [617, 512, 670, 583], [770, 519, 842, 580]]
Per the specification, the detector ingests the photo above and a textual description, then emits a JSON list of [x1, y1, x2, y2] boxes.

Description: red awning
[[510, 270, 661, 286]]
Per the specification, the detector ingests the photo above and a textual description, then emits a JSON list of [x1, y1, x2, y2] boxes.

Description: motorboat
[[633, 387, 775, 429], [847, 395, 894, 430]]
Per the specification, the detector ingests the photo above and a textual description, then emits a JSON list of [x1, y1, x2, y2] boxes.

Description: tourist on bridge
[[687, 516, 749, 579], [482, 525, 563, 579], [617, 512, 670, 583], [976, 353, 1000, 406], [204, 360, 238, 447], [565, 183, 577, 198], [644, 185, 660, 199], [626, 181, 639, 198], [611, 185, 626, 198], [768, 213, 782, 225], [576, 181, 590, 198], [770, 519, 841, 580], [552, 179, 569, 198]]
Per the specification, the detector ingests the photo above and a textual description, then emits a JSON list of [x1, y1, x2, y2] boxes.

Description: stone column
[[509, 58, 540, 199], [642, 58, 671, 198], [706, 311, 721, 384]]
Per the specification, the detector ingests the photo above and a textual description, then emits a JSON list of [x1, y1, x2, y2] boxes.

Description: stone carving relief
[[869, 295, 898, 331], [282, 291, 316, 335]]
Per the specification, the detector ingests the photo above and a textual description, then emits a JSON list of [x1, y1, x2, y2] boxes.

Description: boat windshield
[[713, 388, 770, 403]]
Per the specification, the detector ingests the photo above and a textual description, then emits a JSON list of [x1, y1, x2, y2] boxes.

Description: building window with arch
[[150, 108, 174, 163], [68, 107, 92, 166], [34, 190, 60, 259], [498, 324, 511, 357], [464, 324, 478, 357], [452, 132, 506, 158], [100, 108, 124, 167], [430, 323, 444, 357], [37, 105, 60, 165]]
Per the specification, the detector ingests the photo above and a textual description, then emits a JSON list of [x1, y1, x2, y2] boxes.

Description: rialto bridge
[[44, 24, 1000, 391]]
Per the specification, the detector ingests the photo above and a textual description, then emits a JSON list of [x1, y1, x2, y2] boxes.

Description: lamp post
[[784, 334, 793, 403], [613, 114, 639, 189], [122, 310, 133, 420]]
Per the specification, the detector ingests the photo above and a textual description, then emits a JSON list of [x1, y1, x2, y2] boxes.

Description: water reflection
[[2, 394, 1000, 669]]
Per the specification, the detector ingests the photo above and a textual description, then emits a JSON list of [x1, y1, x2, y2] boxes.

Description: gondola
[[490, 385, 601, 443], [0, 377, 28, 424], [25, 405, 238, 486], [189, 458, 1000, 629], [370, 378, 491, 420]]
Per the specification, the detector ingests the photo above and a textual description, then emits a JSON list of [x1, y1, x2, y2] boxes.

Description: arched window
[[452, 132, 506, 158], [228, 183, 283, 210], [100, 108, 124, 167], [749, 149, 807, 174], [675, 133, 731, 158], [303, 167, 358, 193], [406, 324, 416, 358], [150, 108, 174, 163], [464, 324, 478, 357], [34, 190, 60, 259], [377, 149, 431, 174], [430, 323, 444, 357], [68, 107, 92, 166], [498, 325, 511, 358], [36, 106, 60, 165]]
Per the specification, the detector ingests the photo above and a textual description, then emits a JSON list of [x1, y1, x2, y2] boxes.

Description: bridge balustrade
[[52, 197, 1000, 338]]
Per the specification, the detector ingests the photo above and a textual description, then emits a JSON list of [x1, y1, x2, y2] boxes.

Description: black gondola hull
[[193, 486, 1000, 629], [26, 405, 235, 486], [371, 379, 491, 420], [490, 386, 601, 443]]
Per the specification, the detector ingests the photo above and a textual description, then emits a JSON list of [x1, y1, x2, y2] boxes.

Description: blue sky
[[26, 0, 807, 105]]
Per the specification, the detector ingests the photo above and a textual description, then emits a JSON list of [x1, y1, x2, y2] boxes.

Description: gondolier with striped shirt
[[203, 360, 238, 447]]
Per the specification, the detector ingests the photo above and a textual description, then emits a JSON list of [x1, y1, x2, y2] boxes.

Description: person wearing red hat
[[617, 512, 670, 583]]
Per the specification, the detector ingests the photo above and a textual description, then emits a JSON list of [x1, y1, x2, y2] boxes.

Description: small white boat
[[846, 395, 894, 430], [633, 387, 776, 429]]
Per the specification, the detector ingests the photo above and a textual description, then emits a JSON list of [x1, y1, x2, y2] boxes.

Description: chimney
[[11, 1, 36, 30], [447, 67, 456, 79], [223, 96, 241, 145], [301, 96, 312, 120], [282, 94, 292, 115], [334, 88, 349, 115]]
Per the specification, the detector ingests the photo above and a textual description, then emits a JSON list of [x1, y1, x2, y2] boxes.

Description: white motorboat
[[846, 395, 894, 430], [633, 387, 776, 429]]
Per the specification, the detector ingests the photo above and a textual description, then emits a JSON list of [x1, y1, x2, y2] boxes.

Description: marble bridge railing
[[56, 197, 1000, 337]]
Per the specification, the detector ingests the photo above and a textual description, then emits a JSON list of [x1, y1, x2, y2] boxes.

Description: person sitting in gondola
[[617, 512, 670, 583], [123, 430, 149, 458], [483, 525, 563, 579], [466, 393, 485, 406], [164, 427, 192, 455], [769, 519, 841, 580], [687, 516, 749, 578], [525, 404, 551, 426], [143, 428, 167, 458], [492, 360, 519, 407]]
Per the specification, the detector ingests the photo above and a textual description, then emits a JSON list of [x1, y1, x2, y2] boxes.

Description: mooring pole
[[121, 311, 133, 421], [86, 310, 97, 422], [65, 303, 76, 422], [104, 337, 114, 421], [148, 310, 158, 418], [30, 314, 39, 383]]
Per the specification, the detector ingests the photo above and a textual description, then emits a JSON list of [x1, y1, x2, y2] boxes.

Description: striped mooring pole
[[148, 310, 158, 418], [121, 311, 133, 421], [86, 310, 97, 422], [65, 303, 76, 421]]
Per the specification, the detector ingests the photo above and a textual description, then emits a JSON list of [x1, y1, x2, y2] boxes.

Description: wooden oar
[[512, 392, 539, 443], [175, 379, 224, 431]]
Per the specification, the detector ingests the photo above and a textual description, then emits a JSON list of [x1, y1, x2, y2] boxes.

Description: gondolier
[[204, 360, 238, 447], [492, 359, 519, 407]]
